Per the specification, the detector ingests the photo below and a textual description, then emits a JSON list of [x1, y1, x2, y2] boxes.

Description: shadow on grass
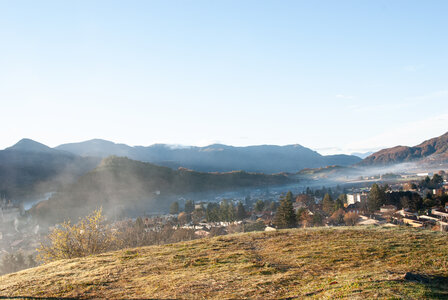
[[403, 272, 448, 298], [303, 273, 448, 298], [0, 297, 78, 300]]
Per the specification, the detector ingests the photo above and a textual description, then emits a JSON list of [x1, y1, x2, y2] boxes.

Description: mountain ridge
[[0, 139, 100, 199], [360, 131, 448, 166], [56, 139, 361, 173]]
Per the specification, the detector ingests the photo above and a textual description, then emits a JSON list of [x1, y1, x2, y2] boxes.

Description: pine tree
[[206, 202, 220, 222], [170, 201, 179, 214], [274, 196, 296, 229], [322, 193, 335, 215], [236, 201, 246, 220], [367, 183, 385, 213], [254, 200, 265, 212], [184, 200, 194, 214], [285, 191, 293, 203]]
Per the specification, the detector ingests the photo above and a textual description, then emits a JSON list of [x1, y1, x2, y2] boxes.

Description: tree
[[184, 200, 194, 214], [306, 187, 312, 195], [367, 184, 385, 213], [285, 191, 294, 203], [420, 176, 431, 189], [322, 193, 335, 215], [206, 202, 220, 222], [236, 201, 246, 220], [254, 200, 265, 213], [400, 193, 423, 212], [334, 196, 345, 210], [311, 212, 324, 226], [192, 207, 205, 224], [337, 194, 347, 205], [269, 201, 278, 212], [328, 209, 345, 225], [170, 201, 179, 214], [37, 208, 117, 263], [274, 196, 296, 229], [344, 212, 359, 226], [296, 207, 312, 228], [296, 194, 314, 208], [177, 212, 190, 225], [219, 200, 234, 221], [431, 174, 443, 188]]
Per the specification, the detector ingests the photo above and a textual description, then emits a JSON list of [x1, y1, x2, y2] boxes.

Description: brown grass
[[1, 226, 448, 299]]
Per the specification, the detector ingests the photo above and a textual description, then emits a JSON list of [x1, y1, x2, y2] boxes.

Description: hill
[[31, 156, 291, 222], [56, 139, 361, 173], [297, 165, 361, 180], [1, 227, 447, 299], [0, 139, 100, 199], [360, 131, 448, 166]]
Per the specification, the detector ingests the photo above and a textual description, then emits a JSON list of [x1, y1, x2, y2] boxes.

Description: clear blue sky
[[1, 0, 447, 154]]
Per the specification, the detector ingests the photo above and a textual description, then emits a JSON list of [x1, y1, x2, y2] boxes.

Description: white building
[[346, 193, 368, 205]]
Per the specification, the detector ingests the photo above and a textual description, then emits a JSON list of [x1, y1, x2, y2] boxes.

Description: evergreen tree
[[431, 174, 443, 188], [334, 197, 344, 210], [170, 201, 179, 214], [274, 196, 296, 229], [184, 200, 194, 214], [269, 201, 278, 212], [285, 191, 293, 203], [367, 183, 385, 213], [322, 193, 335, 215], [206, 203, 220, 222], [219, 200, 235, 221], [254, 200, 265, 212], [236, 201, 246, 220], [306, 187, 312, 195]]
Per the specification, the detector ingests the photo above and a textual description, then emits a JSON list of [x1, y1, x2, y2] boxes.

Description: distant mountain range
[[32, 156, 292, 222], [359, 131, 448, 166], [56, 139, 361, 173], [1, 138, 360, 202], [0, 139, 100, 199]]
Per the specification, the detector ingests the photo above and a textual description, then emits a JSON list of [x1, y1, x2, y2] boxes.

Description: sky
[[1, 0, 448, 155]]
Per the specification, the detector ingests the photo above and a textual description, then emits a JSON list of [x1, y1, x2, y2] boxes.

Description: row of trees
[[171, 199, 249, 223], [273, 191, 358, 229], [169, 199, 195, 215], [170, 198, 278, 218], [420, 174, 444, 189], [366, 182, 447, 213], [205, 200, 246, 222]]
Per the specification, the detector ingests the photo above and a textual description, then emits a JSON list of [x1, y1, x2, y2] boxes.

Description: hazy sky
[[1, 0, 447, 154]]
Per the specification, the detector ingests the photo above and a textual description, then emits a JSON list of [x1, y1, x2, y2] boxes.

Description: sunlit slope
[[360, 131, 448, 166], [1, 227, 448, 299]]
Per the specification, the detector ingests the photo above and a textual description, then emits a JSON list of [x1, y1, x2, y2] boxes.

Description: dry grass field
[[1, 226, 448, 299]]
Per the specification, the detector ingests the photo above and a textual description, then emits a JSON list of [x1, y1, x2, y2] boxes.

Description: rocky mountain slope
[[360, 131, 448, 166]]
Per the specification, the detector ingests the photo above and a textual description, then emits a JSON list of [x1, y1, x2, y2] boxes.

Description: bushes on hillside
[[37, 208, 118, 263]]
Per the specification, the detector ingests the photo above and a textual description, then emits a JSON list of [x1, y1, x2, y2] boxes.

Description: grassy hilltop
[[1, 226, 448, 299]]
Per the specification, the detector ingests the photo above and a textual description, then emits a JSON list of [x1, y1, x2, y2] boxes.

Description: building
[[346, 193, 368, 205]]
